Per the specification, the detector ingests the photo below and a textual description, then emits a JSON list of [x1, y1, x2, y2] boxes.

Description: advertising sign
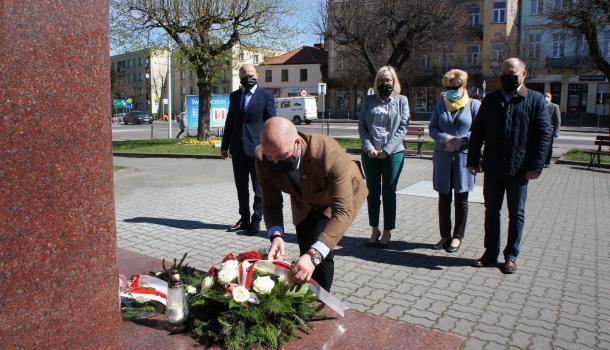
[[185, 94, 229, 129]]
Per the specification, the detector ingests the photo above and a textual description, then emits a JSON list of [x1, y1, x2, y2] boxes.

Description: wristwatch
[[306, 249, 322, 267]]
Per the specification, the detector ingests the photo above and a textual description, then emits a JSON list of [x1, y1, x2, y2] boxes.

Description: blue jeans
[[483, 174, 529, 262]]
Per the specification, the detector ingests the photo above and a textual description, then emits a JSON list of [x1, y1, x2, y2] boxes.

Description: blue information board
[[185, 95, 229, 129]]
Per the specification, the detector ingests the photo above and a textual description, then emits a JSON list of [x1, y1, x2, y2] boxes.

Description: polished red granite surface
[[0, 1, 119, 348], [119, 249, 464, 350]]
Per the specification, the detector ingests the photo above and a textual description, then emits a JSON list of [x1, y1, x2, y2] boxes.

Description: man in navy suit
[[221, 63, 276, 235]]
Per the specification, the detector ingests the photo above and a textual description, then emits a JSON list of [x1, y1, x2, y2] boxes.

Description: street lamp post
[[318, 83, 327, 135], [167, 48, 172, 138]]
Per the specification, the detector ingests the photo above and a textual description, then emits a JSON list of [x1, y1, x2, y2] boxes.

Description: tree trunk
[[196, 67, 211, 141]]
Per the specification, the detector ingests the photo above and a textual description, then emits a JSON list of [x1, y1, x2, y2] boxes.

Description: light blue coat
[[429, 98, 481, 194], [358, 94, 410, 155]]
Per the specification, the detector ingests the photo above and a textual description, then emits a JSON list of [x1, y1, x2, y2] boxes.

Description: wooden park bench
[[403, 127, 426, 156], [585, 135, 610, 169]]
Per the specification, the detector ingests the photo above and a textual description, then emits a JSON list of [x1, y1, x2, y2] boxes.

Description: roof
[[262, 46, 328, 65]]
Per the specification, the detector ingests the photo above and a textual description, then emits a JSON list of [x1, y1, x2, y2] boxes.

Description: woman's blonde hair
[[373, 65, 401, 96], [441, 69, 469, 88]]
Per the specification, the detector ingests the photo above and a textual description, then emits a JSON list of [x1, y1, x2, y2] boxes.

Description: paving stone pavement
[[113, 156, 610, 350]]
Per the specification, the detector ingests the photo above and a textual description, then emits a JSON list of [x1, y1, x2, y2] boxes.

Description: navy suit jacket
[[467, 87, 552, 177], [221, 86, 276, 157]]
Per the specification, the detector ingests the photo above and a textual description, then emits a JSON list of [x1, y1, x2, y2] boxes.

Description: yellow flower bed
[[180, 138, 222, 145]]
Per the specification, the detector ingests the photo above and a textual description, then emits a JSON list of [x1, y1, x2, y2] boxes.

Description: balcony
[[545, 56, 593, 70], [465, 25, 483, 39]]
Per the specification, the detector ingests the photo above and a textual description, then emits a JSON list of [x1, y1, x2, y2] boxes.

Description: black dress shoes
[[472, 254, 498, 267], [244, 221, 260, 236], [445, 238, 462, 253], [501, 260, 518, 274], [228, 218, 250, 232]]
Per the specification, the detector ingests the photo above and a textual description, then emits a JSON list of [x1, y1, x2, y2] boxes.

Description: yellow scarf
[[444, 91, 470, 113]]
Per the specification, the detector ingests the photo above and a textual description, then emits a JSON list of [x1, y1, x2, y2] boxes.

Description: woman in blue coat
[[429, 69, 480, 253]]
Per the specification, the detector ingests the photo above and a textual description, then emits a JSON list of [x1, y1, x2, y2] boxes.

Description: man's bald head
[[501, 57, 526, 75], [261, 117, 299, 162], [239, 63, 258, 79]]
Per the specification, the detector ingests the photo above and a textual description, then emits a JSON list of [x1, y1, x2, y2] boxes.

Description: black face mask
[[500, 74, 520, 95], [274, 155, 298, 173], [240, 76, 257, 90], [378, 83, 393, 98]]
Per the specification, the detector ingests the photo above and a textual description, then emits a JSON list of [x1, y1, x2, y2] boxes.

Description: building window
[[527, 33, 542, 59], [577, 35, 590, 57], [468, 6, 480, 26], [180, 70, 185, 80], [554, 0, 566, 9], [420, 54, 431, 70], [442, 52, 453, 70], [531, 0, 543, 15], [467, 44, 480, 66], [132, 58, 136, 68], [552, 33, 566, 58], [189, 70, 193, 79], [180, 86, 186, 95], [190, 86, 195, 95], [265, 70, 272, 82], [138, 57, 143, 66], [493, 1, 506, 23], [491, 43, 504, 62], [111, 63, 115, 71], [239, 53, 245, 61], [281, 69, 288, 82], [254, 55, 259, 64], [300, 69, 308, 82], [603, 31, 610, 56]]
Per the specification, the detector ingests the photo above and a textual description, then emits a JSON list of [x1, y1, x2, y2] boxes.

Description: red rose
[[238, 251, 263, 261], [222, 253, 236, 262], [208, 266, 218, 277]]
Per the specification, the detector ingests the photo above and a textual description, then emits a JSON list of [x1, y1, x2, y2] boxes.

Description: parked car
[[123, 111, 152, 124], [113, 113, 126, 123], [275, 97, 318, 125]]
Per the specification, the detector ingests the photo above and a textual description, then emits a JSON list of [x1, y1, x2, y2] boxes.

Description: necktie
[[241, 91, 251, 111]]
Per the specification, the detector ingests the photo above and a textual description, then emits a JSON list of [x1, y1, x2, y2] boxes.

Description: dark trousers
[[296, 210, 334, 292], [438, 191, 469, 239], [231, 145, 262, 224], [545, 130, 555, 165], [176, 127, 185, 138], [483, 174, 529, 262]]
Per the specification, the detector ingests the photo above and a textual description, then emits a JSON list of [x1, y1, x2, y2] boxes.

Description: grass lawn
[[112, 138, 219, 155], [112, 137, 436, 155], [563, 149, 610, 164], [113, 165, 127, 171]]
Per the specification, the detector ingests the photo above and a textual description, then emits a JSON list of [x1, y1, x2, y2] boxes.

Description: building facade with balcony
[[520, 0, 610, 124], [110, 48, 169, 115], [255, 45, 328, 114]]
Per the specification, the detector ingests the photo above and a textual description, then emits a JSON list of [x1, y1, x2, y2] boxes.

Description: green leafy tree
[[111, 0, 293, 140]]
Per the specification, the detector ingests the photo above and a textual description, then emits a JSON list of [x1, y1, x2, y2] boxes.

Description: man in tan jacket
[[255, 117, 367, 291]]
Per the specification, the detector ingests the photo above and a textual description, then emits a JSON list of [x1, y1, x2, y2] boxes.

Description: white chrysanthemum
[[201, 276, 214, 290], [232, 286, 251, 303], [185, 285, 197, 294], [252, 276, 275, 295]]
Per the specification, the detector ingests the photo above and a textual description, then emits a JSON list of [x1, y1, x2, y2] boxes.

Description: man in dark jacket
[[544, 92, 561, 167], [467, 57, 552, 274], [221, 63, 276, 235]]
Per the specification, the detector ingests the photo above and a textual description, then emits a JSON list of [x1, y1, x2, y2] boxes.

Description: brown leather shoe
[[472, 255, 497, 267], [502, 260, 517, 274]]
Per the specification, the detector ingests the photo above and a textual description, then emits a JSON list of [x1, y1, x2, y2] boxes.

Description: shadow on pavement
[[277, 232, 472, 270], [124, 217, 229, 230]]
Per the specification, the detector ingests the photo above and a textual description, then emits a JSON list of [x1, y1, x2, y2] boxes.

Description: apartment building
[[521, 0, 610, 123], [110, 48, 169, 114], [256, 45, 328, 113]]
